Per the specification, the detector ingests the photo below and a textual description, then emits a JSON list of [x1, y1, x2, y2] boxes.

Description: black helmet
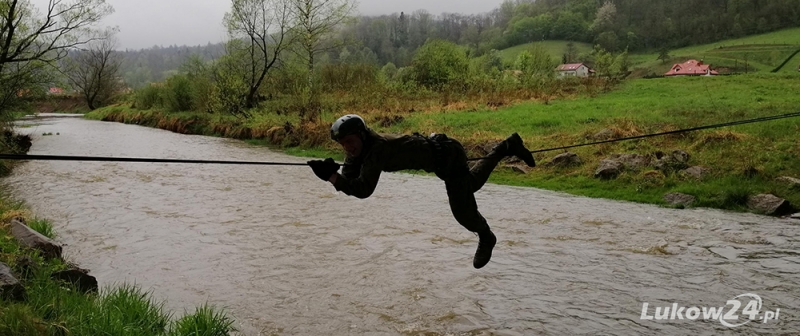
[[330, 114, 367, 141]]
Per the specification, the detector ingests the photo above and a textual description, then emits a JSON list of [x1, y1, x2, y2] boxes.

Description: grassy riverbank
[[86, 72, 800, 213], [0, 194, 235, 334]]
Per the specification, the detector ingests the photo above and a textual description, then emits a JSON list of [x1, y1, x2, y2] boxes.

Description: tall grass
[[27, 218, 54, 239]]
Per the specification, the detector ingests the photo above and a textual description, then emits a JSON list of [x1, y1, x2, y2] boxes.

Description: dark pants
[[435, 137, 505, 234]]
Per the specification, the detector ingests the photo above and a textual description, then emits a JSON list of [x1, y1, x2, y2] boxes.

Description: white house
[[556, 63, 593, 77]]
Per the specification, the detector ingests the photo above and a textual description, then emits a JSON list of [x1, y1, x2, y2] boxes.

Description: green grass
[[778, 49, 800, 73], [629, 27, 800, 74], [497, 27, 800, 76], [0, 195, 236, 335], [381, 73, 800, 211], [26, 218, 54, 239], [499, 40, 594, 63], [169, 304, 235, 336], [88, 72, 800, 214]]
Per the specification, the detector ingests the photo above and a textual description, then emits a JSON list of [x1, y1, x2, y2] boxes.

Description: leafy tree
[[289, 0, 357, 93], [657, 47, 671, 64], [410, 40, 468, 90], [590, 1, 617, 34], [515, 44, 554, 77], [563, 42, 579, 63], [596, 31, 619, 52], [591, 45, 614, 77]]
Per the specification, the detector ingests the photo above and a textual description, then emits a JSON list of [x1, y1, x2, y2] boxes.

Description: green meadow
[[88, 72, 800, 213]]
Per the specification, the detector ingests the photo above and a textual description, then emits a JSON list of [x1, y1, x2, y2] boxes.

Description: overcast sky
[[31, 0, 505, 50]]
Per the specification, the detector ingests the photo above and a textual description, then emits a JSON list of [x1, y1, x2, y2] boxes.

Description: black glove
[[308, 158, 340, 181]]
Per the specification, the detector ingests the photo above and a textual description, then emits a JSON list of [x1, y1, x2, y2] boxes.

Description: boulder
[[776, 176, 800, 188], [609, 154, 650, 171], [595, 160, 624, 179], [51, 268, 98, 294], [747, 194, 794, 216], [591, 128, 614, 140], [0, 262, 25, 301], [10, 218, 62, 259], [790, 213, 800, 220], [680, 166, 710, 179], [653, 150, 691, 171], [672, 150, 691, 163], [663, 192, 696, 207], [547, 152, 582, 168], [507, 164, 532, 174]]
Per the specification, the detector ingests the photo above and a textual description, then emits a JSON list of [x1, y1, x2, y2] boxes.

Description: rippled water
[[4, 115, 799, 335]]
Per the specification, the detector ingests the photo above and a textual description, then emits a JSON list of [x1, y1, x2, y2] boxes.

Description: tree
[[563, 42, 578, 63], [0, 0, 113, 118], [224, 0, 293, 110], [657, 47, 671, 64], [596, 31, 619, 52], [289, 0, 356, 94], [515, 44, 554, 79], [411, 39, 468, 90], [591, 45, 614, 78], [611, 48, 630, 79], [63, 34, 122, 110], [590, 1, 618, 34]]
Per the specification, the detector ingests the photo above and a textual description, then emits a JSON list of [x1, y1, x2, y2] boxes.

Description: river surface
[[4, 115, 800, 335]]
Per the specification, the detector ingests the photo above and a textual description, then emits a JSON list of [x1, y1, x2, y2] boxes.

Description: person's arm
[[331, 150, 382, 199]]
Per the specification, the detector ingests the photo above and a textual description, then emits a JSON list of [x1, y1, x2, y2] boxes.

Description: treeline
[[119, 43, 225, 88], [120, 0, 799, 87], [130, 40, 623, 121], [333, 0, 800, 65]]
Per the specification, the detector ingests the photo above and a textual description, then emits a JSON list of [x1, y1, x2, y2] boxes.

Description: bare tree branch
[[224, 0, 294, 111], [288, 0, 357, 93], [61, 32, 122, 110]]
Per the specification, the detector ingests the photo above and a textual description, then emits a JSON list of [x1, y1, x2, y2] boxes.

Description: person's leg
[[468, 153, 505, 193], [469, 133, 536, 192], [444, 166, 496, 269]]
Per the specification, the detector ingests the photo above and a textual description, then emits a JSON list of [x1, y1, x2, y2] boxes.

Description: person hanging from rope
[[307, 114, 537, 269]]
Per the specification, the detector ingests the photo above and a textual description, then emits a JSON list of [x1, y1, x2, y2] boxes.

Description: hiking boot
[[473, 230, 497, 269], [493, 133, 536, 167]]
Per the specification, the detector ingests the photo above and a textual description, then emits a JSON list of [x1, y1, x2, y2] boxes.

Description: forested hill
[[342, 0, 800, 66], [119, 0, 800, 87], [119, 43, 225, 88]]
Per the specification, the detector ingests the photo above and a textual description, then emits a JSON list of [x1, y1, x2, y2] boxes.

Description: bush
[[133, 84, 164, 110], [163, 75, 195, 112], [411, 40, 469, 90], [319, 63, 379, 92]]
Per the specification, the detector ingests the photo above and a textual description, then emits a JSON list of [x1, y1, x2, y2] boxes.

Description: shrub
[[411, 40, 469, 90]]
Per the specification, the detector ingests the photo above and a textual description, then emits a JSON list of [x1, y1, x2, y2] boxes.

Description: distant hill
[[628, 27, 800, 76], [119, 43, 225, 88], [495, 27, 800, 77]]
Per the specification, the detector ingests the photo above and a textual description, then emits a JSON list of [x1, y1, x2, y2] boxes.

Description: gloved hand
[[307, 158, 340, 181]]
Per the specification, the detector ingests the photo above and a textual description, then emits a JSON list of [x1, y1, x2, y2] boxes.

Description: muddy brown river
[[4, 115, 799, 335]]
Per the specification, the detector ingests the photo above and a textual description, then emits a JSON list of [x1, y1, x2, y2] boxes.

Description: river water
[[4, 115, 799, 335]]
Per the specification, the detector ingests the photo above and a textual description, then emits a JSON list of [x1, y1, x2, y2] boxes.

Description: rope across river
[[3, 111, 799, 165]]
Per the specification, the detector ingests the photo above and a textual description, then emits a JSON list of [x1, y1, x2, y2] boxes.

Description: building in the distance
[[556, 63, 593, 77], [665, 59, 719, 76]]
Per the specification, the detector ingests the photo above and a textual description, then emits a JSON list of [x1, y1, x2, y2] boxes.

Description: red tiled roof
[[557, 63, 587, 71], [665, 60, 719, 76]]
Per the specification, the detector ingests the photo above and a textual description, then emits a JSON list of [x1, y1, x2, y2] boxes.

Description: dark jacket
[[333, 130, 438, 199]]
